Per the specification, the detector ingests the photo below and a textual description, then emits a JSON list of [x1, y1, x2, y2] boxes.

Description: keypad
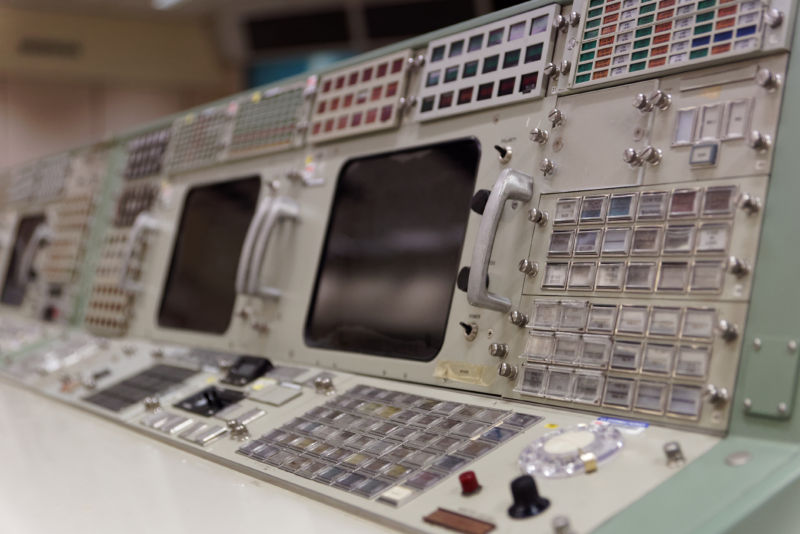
[[166, 106, 235, 174], [229, 85, 306, 155], [237, 385, 541, 503], [123, 128, 171, 180]]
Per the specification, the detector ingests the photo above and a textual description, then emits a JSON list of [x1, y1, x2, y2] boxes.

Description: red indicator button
[[459, 471, 481, 495]]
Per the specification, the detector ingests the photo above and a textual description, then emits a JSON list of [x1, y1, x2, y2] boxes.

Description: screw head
[[744, 398, 752, 410], [778, 402, 788, 414], [789, 340, 798, 353]]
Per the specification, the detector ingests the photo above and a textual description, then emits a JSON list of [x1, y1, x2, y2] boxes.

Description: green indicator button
[[584, 29, 599, 39], [634, 38, 651, 49], [698, 0, 716, 9], [636, 27, 653, 37], [578, 62, 593, 73], [629, 61, 647, 72], [696, 11, 714, 23], [690, 48, 709, 59], [638, 15, 654, 25], [586, 18, 601, 29], [632, 50, 648, 60], [582, 40, 598, 51], [639, 3, 656, 14], [588, 8, 603, 18], [580, 51, 595, 62], [694, 23, 712, 35], [589, 0, 603, 7], [576, 73, 592, 84]]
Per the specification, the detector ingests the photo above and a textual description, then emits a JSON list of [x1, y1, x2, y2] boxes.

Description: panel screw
[[744, 398, 752, 410], [789, 340, 798, 353], [753, 338, 762, 350], [778, 402, 788, 414]]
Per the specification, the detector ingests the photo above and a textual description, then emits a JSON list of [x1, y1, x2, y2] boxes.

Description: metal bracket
[[739, 335, 800, 419]]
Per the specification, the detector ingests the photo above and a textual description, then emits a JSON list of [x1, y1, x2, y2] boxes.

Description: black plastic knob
[[471, 189, 491, 215], [508, 475, 550, 519]]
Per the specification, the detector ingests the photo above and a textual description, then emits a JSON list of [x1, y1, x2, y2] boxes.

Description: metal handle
[[467, 168, 533, 312], [245, 195, 299, 299], [119, 213, 160, 293], [235, 196, 274, 294], [16, 224, 51, 285]]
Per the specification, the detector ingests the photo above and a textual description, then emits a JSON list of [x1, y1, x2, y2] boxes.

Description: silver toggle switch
[[764, 8, 784, 29], [494, 145, 513, 163], [518, 259, 539, 277], [623, 147, 643, 167], [529, 128, 549, 144], [548, 108, 564, 127], [540, 158, 556, 176], [640, 145, 663, 166], [489, 343, 509, 358], [747, 130, 772, 152], [528, 208, 549, 226], [498, 362, 518, 380], [755, 67, 781, 90], [718, 319, 739, 342], [706, 384, 729, 407], [738, 193, 762, 215], [664, 441, 686, 467], [728, 256, 751, 278], [509, 310, 529, 327]]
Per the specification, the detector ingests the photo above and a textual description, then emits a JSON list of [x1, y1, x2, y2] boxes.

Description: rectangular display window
[[580, 195, 607, 222], [696, 223, 730, 253], [603, 378, 635, 409], [625, 263, 657, 291], [663, 225, 696, 254], [668, 384, 703, 418], [675, 345, 711, 378], [702, 185, 737, 216], [554, 197, 581, 224], [559, 301, 589, 330], [649, 307, 683, 337], [580, 336, 612, 368], [572, 372, 605, 404], [617, 305, 650, 335], [642, 343, 676, 375], [635, 381, 668, 413], [637, 191, 669, 220], [658, 262, 690, 292], [610, 341, 642, 371], [568, 262, 597, 289], [597, 262, 626, 290], [682, 308, 716, 339], [543, 263, 569, 289], [607, 193, 637, 220], [691, 261, 725, 291], [553, 334, 582, 364], [548, 230, 574, 256], [632, 226, 663, 255], [669, 189, 701, 218], [587, 304, 618, 332], [602, 227, 632, 255], [524, 332, 554, 362], [517, 365, 547, 396], [575, 229, 603, 255]]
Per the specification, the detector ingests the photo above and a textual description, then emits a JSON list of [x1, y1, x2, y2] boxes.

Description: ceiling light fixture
[[152, 0, 187, 10]]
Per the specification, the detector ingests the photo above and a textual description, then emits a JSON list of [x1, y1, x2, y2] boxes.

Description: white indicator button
[[625, 263, 657, 291], [611, 341, 642, 371], [560, 301, 589, 330], [603, 378, 635, 409], [554, 197, 581, 224], [517, 365, 547, 396], [689, 143, 719, 167], [543, 429, 596, 454], [675, 345, 711, 378], [546, 369, 574, 399], [602, 227, 632, 255], [580, 336, 612, 368], [587, 304, 618, 332], [575, 229, 603, 255], [568, 262, 597, 289], [637, 192, 669, 220], [702, 186, 737, 217], [580, 196, 607, 223], [617, 306, 649, 335], [635, 381, 668, 413], [607, 194, 637, 221], [572, 372, 605, 404], [669, 189, 701, 218], [699, 104, 724, 141], [543, 263, 569, 289], [549, 230, 575, 256], [642, 343, 676, 374], [673, 108, 697, 146], [725, 100, 751, 140], [696, 223, 730, 253], [524, 332, 555, 362], [663, 225, 696, 254], [658, 262, 690, 292], [691, 261, 725, 291], [533, 300, 560, 328], [668, 384, 703, 418], [553, 334, 582, 364], [682, 308, 717, 339], [649, 307, 683, 337], [596, 262, 626, 290], [632, 226, 663, 255]]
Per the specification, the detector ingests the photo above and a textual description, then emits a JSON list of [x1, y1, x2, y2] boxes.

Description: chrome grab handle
[[467, 168, 533, 312], [246, 196, 299, 299], [235, 196, 274, 295], [119, 213, 160, 293], [16, 224, 51, 285]]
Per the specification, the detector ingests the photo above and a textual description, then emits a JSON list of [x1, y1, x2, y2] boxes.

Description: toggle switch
[[494, 145, 513, 164], [459, 321, 478, 341]]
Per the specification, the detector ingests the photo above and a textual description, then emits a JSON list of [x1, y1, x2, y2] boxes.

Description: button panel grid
[[166, 103, 237, 175]]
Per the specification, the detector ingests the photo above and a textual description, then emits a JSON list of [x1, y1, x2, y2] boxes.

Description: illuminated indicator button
[[498, 77, 515, 96], [343, 94, 353, 107], [572, 372, 605, 405], [596, 262, 626, 290], [463, 60, 479, 78], [663, 225, 696, 254], [596, 58, 611, 68], [603, 378, 635, 409], [488, 28, 504, 46], [553, 333, 582, 364], [589, 0, 603, 9], [611, 341, 642, 371], [580, 51, 595, 62], [652, 45, 669, 55], [457, 88, 473, 105], [694, 26, 712, 38], [650, 58, 667, 67], [580, 195, 607, 222], [638, 15, 654, 25], [605, 1, 621, 12], [509, 21, 525, 41], [525, 43, 544, 63], [632, 50, 648, 60], [608, 193, 637, 220], [449, 40, 464, 58], [696, 223, 730, 252], [477, 82, 494, 101], [699, 104, 724, 140], [649, 307, 682, 337], [580, 337, 612, 368], [444, 66, 459, 83], [312, 122, 321, 134], [658, 8, 674, 20], [546, 369, 573, 399], [438, 92, 454, 109], [518, 365, 547, 396], [577, 62, 594, 73], [324, 119, 334, 132], [724, 101, 750, 139], [669, 189, 701, 218], [643, 343, 676, 375], [356, 89, 368, 104], [520, 73, 539, 94], [348, 72, 358, 85], [691, 261, 725, 291], [636, 381, 668, 413], [636, 27, 653, 37], [582, 41, 598, 51], [483, 55, 499, 73], [376, 62, 388, 77], [549, 231, 574, 256], [524, 332, 555, 361], [654, 31, 671, 43], [337, 115, 348, 130], [426, 71, 441, 87], [599, 36, 614, 46], [717, 17, 736, 29], [317, 100, 327, 113], [431, 46, 446, 62], [668, 384, 703, 418], [640, 3, 656, 14], [689, 143, 718, 167], [420, 97, 435, 113], [618, 306, 650, 334], [335, 76, 345, 89], [588, 7, 603, 18], [576, 74, 591, 84], [604, 13, 620, 24], [675, 345, 710, 378], [365, 108, 377, 123], [468, 34, 483, 52], [601, 25, 616, 35], [719, 5, 737, 17], [554, 197, 580, 224], [568, 262, 597, 289], [698, 0, 715, 9], [503, 49, 521, 69], [380, 105, 393, 122], [361, 67, 373, 83], [322, 80, 332, 93], [690, 48, 709, 59], [543, 263, 569, 289], [459, 471, 481, 494], [385, 81, 398, 97], [575, 229, 603, 255], [714, 30, 733, 42], [587, 304, 618, 332], [371, 86, 382, 101], [682, 308, 716, 339], [391, 58, 404, 73], [625, 262, 657, 290], [531, 14, 549, 35], [658, 262, 690, 291], [673, 108, 697, 145], [630, 62, 646, 72], [696, 11, 714, 23], [586, 18, 601, 29]]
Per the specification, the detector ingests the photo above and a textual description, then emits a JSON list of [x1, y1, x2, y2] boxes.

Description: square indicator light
[[663, 225, 696, 254], [509, 21, 526, 41], [483, 55, 500, 73], [520, 73, 539, 93], [391, 58, 404, 73], [525, 43, 544, 63], [642, 344, 676, 375], [572, 372, 605, 405], [638, 191, 669, 220], [344, 94, 353, 107], [560, 301, 589, 330], [546, 370, 574, 400], [380, 105, 393, 122], [531, 15, 549, 35], [696, 223, 730, 253], [533, 300, 560, 329], [649, 307, 683, 337], [702, 186, 737, 216], [488, 28, 504, 46], [587, 304, 618, 332], [365, 108, 377, 123], [682, 308, 716, 339], [580, 195, 607, 222], [658, 262, 690, 291], [444, 66, 459, 83], [580, 337, 612, 368], [457, 88, 473, 105], [604, 378, 635, 409], [543, 263, 569, 289], [497, 77, 515, 96], [631, 226, 663, 255], [322, 80, 332, 93], [596, 262, 626, 290], [449, 40, 464, 57], [568, 262, 597, 289], [426, 71, 441, 87], [348, 72, 358, 85], [608, 193, 637, 220], [625, 263, 657, 291], [468, 34, 483, 52], [386, 82, 398, 97], [335, 76, 345, 89], [691, 261, 725, 291], [554, 197, 581, 224], [351, 112, 363, 126], [503, 49, 521, 69], [611, 341, 642, 371], [439, 92, 454, 109], [549, 230, 574, 256], [371, 87, 382, 101], [420, 97, 435, 113], [431, 46, 445, 62], [669, 189, 701, 218], [635, 381, 668, 413], [477, 82, 494, 101], [376, 63, 388, 78], [602, 227, 632, 255], [463, 61, 479, 78], [524, 332, 554, 361], [675, 345, 710, 378], [575, 229, 603, 255], [668, 384, 703, 418], [518, 365, 547, 396], [553, 333, 582, 364], [618, 306, 650, 335]]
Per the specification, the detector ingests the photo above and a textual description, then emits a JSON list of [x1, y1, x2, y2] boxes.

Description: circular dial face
[[519, 423, 624, 478]]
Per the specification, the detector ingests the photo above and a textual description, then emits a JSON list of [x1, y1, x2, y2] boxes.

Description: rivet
[[753, 338, 762, 350], [789, 340, 798, 353], [744, 398, 752, 410], [725, 451, 753, 467], [778, 402, 788, 414]]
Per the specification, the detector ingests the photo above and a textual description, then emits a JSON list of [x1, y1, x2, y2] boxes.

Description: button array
[[124, 128, 171, 180], [574, 0, 764, 86], [229, 85, 306, 155], [237, 385, 541, 502], [166, 105, 236, 174], [416, 5, 558, 121]]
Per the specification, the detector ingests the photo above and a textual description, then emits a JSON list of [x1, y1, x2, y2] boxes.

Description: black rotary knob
[[508, 474, 550, 519]]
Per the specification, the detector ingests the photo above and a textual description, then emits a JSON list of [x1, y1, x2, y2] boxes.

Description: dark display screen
[[157, 176, 260, 334], [304, 138, 480, 361], [1, 214, 46, 306]]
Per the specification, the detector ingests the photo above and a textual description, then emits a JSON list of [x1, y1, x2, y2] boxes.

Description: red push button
[[459, 470, 481, 495]]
